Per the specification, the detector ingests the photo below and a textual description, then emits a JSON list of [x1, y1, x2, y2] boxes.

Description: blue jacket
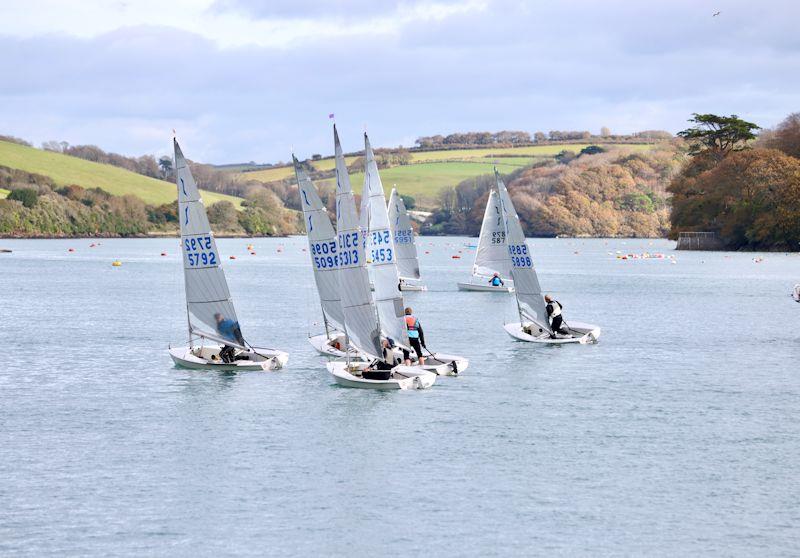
[[217, 318, 240, 341]]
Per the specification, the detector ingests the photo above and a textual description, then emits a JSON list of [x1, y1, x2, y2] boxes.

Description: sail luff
[[363, 134, 410, 348], [388, 188, 421, 280], [495, 169, 551, 333], [293, 155, 346, 334], [175, 139, 240, 342], [472, 190, 511, 280], [333, 125, 383, 359]]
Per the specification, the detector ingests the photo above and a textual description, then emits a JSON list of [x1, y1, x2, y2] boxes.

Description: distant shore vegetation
[[668, 112, 800, 251]]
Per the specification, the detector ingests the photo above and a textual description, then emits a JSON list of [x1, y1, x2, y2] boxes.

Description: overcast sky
[[1, 0, 798, 163]]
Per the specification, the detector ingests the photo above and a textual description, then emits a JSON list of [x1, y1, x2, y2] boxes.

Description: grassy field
[[0, 188, 9, 199], [239, 143, 655, 207], [0, 141, 243, 207], [296, 143, 654, 206], [314, 159, 535, 203]]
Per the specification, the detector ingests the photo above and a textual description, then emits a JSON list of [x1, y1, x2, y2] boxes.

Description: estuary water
[[1, 237, 799, 556]]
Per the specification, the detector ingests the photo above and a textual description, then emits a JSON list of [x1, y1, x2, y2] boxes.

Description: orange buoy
[[112, 260, 122, 267], [452, 255, 461, 259]]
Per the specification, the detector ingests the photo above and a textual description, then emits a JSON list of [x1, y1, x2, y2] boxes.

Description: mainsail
[[472, 190, 511, 279], [495, 169, 550, 332], [334, 125, 383, 359], [293, 155, 345, 334], [388, 188, 421, 281], [175, 138, 240, 344], [363, 134, 410, 348]]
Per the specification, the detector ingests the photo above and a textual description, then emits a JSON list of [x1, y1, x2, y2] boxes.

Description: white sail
[[293, 155, 345, 333], [334, 125, 383, 359], [388, 188, 421, 280], [472, 190, 511, 279], [363, 134, 410, 348], [495, 169, 550, 332], [175, 138, 239, 342]]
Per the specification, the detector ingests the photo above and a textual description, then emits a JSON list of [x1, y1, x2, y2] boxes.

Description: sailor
[[363, 339, 395, 380], [403, 307, 426, 366], [214, 312, 245, 363], [489, 272, 504, 287], [544, 295, 568, 336]]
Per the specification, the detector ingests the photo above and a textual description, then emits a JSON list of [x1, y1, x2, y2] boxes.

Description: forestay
[[293, 155, 345, 333], [473, 190, 511, 279], [495, 169, 551, 332], [175, 139, 240, 343], [334, 126, 383, 359], [388, 188, 421, 280], [363, 134, 410, 348]]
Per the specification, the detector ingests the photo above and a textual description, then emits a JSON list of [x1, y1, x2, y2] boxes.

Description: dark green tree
[[8, 188, 38, 208], [677, 113, 760, 159]]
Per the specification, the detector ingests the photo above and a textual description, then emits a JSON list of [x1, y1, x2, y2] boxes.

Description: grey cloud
[[1, 0, 798, 162]]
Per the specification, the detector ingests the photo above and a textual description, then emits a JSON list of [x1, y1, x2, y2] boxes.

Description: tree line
[[423, 143, 683, 237], [668, 112, 800, 250]]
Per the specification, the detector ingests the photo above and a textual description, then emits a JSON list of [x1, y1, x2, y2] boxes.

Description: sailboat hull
[[503, 321, 601, 345], [400, 281, 427, 291], [326, 361, 436, 390], [457, 281, 514, 293], [308, 333, 366, 359], [169, 345, 288, 371]]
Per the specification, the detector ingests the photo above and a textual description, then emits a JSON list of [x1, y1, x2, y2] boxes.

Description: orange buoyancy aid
[[405, 315, 420, 338]]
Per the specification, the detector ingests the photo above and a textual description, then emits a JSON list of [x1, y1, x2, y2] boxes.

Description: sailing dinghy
[[495, 169, 600, 345], [362, 133, 468, 375], [293, 155, 360, 358], [388, 188, 427, 291], [168, 138, 288, 370], [458, 189, 514, 292], [326, 125, 436, 389]]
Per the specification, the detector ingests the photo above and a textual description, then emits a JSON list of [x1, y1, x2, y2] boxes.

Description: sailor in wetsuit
[[544, 295, 568, 336], [489, 272, 504, 287], [214, 312, 245, 363], [403, 307, 426, 366]]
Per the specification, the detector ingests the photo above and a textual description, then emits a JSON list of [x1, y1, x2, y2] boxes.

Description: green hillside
[[239, 143, 656, 207], [0, 188, 9, 199], [0, 140, 242, 207]]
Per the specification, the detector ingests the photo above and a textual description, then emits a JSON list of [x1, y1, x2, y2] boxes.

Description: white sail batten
[[473, 190, 511, 279], [293, 156, 345, 333], [363, 134, 410, 348], [495, 170, 550, 332], [334, 125, 383, 359], [388, 188, 421, 280], [175, 139, 240, 341]]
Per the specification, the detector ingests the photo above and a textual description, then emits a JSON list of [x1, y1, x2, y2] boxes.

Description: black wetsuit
[[546, 301, 566, 335]]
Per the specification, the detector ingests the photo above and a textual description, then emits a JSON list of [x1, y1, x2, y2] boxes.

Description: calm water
[[1, 237, 799, 556]]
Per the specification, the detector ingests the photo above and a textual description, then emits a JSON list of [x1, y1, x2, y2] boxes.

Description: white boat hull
[[457, 281, 514, 293], [169, 345, 289, 371], [308, 333, 365, 359], [418, 352, 469, 376], [400, 280, 427, 291], [326, 361, 437, 390], [793, 284, 800, 303], [503, 321, 601, 345]]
